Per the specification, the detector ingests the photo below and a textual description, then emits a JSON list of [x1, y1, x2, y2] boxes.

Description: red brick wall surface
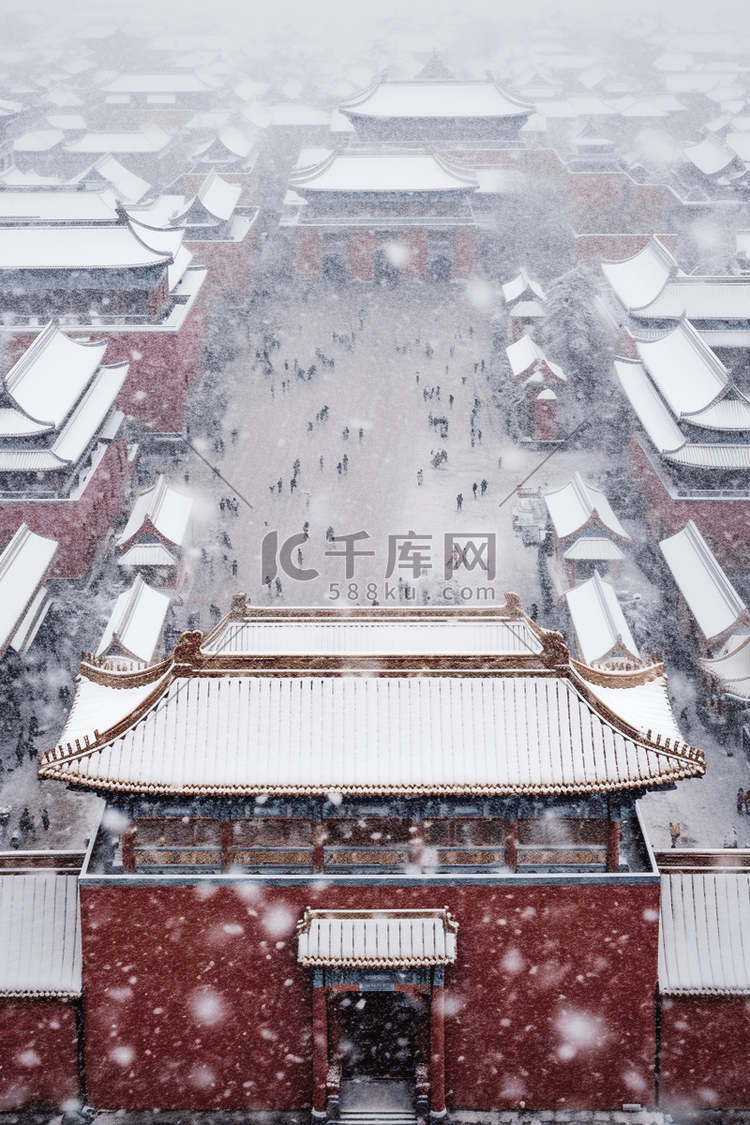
[[660, 996, 750, 1110], [0, 436, 132, 578], [79, 880, 660, 1112], [0, 1000, 79, 1109]]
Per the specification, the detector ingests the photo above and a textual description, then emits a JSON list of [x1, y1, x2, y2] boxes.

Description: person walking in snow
[[342, 454, 348, 472], [417, 470, 423, 486], [738, 787, 745, 814], [456, 493, 463, 511], [669, 822, 681, 848], [275, 578, 282, 597], [472, 483, 478, 499], [481, 479, 487, 496]]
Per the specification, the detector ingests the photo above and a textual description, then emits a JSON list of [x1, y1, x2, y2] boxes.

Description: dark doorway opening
[[336, 991, 426, 1079], [373, 250, 400, 285], [323, 255, 346, 285]]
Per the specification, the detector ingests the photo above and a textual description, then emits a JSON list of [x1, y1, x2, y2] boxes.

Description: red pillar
[[430, 980, 446, 1117], [312, 983, 329, 1117]]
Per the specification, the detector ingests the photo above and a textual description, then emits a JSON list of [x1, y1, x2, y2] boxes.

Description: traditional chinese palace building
[[0, 193, 207, 434], [282, 77, 533, 283], [20, 598, 715, 1116]]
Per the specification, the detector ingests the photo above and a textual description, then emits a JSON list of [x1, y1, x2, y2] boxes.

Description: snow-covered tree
[[542, 264, 614, 394]]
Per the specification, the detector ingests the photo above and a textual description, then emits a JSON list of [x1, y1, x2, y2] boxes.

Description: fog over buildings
[[2, 0, 750, 1120]]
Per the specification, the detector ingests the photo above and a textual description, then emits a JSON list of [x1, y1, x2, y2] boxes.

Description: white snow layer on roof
[[205, 618, 544, 656], [116, 475, 192, 548], [5, 321, 108, 428], [635, 320, 741, 420], [702, 633, 750, 700], [65, 124, 172, 153], [660, 521, 747, 643], [632, 279, 750, 321], [0, 875, 81, 996], [59, 672, 172, 748], [99, 73, 214, 93], [118, 543, 179, 568], [292, 152, 478, 194], [0, 190, 117, 222], [683, 134, 739, 175], [565, 571, 639, 666], [0, 225, 169, 270], [199, 169, 242, 220], [49, 673, 697, 796], [660, 874, 750, 994], [298, 911, 457, 967], [340, 81, 532, 119], [544, 472, 629, 542], [51, 363, 128, 462], [601, 236, 677, 310], [563, 537, 626, 561], [0, 524, 57, 653], [614, 360, 686, 452], [97, 575, 171, 663], [582, 675, 682, 744], [505, 335, 566, 382], [502, 270, 545, 304], [85, 154, 150, 203]]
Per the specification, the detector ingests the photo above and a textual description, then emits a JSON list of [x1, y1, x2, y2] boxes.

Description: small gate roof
[[297, 907, 458, 968]]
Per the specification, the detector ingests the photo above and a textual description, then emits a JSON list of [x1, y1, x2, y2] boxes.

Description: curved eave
[[35, 764, 705, 799], [299, 955, 454, 969], [0, 989, 81, 999]]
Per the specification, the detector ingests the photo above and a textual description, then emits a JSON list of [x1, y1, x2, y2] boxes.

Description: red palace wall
[[79, 879, 660, 1113], [660, 996, 750, 1110], [348, 231, 376, 280], [0, 435, 133, 579], [629, 436, 750, 571], [186, 236, 256, 303], [400, 230, 429, 280], [8, 293, 207, 435], [0, 1000, 79, 1109], [454, 228, 475, 278], [297, 229, 323, 278]]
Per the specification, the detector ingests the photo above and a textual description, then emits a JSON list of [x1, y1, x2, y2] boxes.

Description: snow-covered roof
[[339, 79, 534, 120], [544, 473, 630, 544], [118, 543, 179, 568], [660, 874, 750, 995], [614, 359, 686, 454], [0, 190, 118, 223], [660, 521, 747, 644], [565, 571, 640, 666], [563, 537, 626, 561], [65, 125, 172, 153], [14, 129, 64, 151], [116, 474, 192, 551], [701, 632, 750, 701], [0, 875, 81, 997], [204, 126, 255, 159], [99, 73, 215, 93], [97, 575, 171, 665], [683, 134, 740, 176], [50, 367, 128, 463], [204, 613, 544, 656], [289, 150, 478, 195], [502, 269, 545, 306], [78, 154, 151, 204], [4, 320, 108, 428], [39, 602, 705, 798], [297, 908, 458, 969], [0, 224, 170, 271], [631, 278, 750, 322], [576, 666, 682, 744], [172, 169, 242, 229], [635, 320, 750, 429], [601, 236, 678, 311], [0, 524, 57, 656], [505, 336, 566, 382]]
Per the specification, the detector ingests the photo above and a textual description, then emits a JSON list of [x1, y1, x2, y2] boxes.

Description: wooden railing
[[0, 850, 86, 872], [655, 850, 750, 873]]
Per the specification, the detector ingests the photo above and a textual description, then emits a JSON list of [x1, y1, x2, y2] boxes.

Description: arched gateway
[[36, 597, 705, 1117]]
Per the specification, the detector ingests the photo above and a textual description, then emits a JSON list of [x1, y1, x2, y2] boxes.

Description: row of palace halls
[[2, 601, 750, 1116]]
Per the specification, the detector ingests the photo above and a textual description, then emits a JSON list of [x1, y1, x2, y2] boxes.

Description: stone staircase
[[339, 1111, 417, 1125]]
